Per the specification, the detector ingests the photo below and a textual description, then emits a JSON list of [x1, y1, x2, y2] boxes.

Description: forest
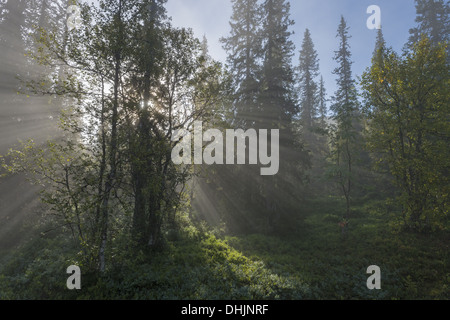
[[0, 0, 448, 301]]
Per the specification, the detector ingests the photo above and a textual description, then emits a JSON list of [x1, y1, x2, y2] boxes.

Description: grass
[[225, 197, 450, 300], [0, 222, 312, 300], [0, 197, 448, 300]]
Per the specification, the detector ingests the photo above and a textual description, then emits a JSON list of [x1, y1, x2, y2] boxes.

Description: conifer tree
[[408, 0, 450, 47], [297, 28, 319, 129], [318, 76, 328, 127], [329, 16, 361, 219], [221, 0, 262, 129], [373, 27, 386, 59], [260, 0, 297, 126], [212, 0, 264, 233], [258, 0, 309, 232]]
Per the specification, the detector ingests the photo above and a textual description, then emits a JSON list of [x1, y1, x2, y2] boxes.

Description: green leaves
[[361, 36, 450, 231]]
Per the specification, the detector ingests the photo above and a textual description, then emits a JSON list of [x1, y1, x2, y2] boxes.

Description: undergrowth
[[0, 198, 448, 300]]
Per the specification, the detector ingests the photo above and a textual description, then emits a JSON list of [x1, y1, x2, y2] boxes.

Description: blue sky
[[166, 0, 418, 97]]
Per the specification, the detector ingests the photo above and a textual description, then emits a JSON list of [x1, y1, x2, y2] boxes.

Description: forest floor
[[0, 197, 449, 300], [225, 197, 450, 299]]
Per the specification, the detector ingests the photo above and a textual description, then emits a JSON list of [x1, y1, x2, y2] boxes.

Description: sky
[[166, 0, 418, 97]]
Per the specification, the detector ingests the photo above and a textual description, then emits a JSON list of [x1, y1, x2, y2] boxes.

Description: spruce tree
[[297, 28, 319, 129], [296, 29, 330, 198], [221, 0, 262, 129], [318, 76, 328, 127], [408, 0, 450, 47], [329, 16, 361, 219], [373, 27, 386, 62], [259, 0, 309, 233], [260, 0, 297, 126], [217, 0, 264, 233]]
